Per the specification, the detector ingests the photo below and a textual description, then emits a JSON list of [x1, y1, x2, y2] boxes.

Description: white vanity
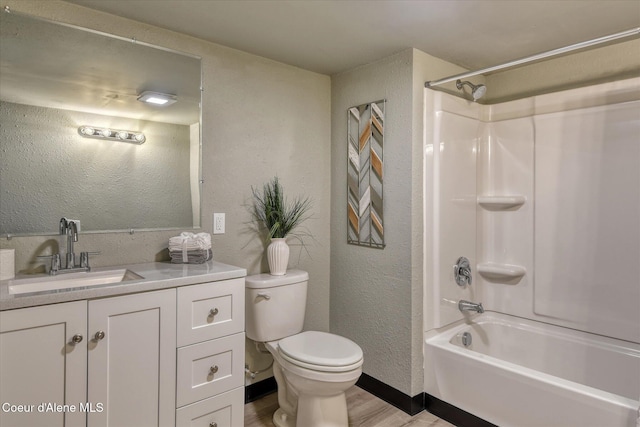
[[0, 261, 246, 427]]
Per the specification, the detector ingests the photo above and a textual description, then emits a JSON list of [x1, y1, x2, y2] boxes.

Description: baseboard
[[244, 377, 277, 403], [355, 373, 424, 416], [356, 373, 496, 426], [424, 393, 497, 427], [245, 373, 496, 427]]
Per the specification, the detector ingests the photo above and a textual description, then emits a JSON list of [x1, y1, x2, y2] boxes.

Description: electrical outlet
[[213, 213, 225, 234]]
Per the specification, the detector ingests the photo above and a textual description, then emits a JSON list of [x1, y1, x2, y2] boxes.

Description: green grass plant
[[251, 176, 312, 240]]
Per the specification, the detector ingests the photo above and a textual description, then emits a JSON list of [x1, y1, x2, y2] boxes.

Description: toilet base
[[297, 392, 349, 427], [272, 392, 350, 427]]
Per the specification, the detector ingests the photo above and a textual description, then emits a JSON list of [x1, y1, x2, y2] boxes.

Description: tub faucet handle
[[454, 256, 472, 286]]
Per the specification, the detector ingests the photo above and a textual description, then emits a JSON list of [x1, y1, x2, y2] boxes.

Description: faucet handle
[[38, 253, 61, 275], [454, 256, 472, 286], [80, 251, 100, 270]]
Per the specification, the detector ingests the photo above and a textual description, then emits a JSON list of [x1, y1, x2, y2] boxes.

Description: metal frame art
[[347, 99, 385, 248]]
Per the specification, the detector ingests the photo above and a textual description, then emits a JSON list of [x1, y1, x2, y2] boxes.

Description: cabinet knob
[[94, 331, 105, 341], [209, 423, 217, 427], [208, 308, 219, 317], [209, 365, 218, 375], [71, 334, 83, 344]]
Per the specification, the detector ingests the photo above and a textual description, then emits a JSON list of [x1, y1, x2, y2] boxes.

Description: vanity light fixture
[[137, 91, 177, 106], [78, 126, 146, 144]]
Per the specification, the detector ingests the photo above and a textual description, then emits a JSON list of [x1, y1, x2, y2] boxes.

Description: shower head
[[456, 79, 487, 101]]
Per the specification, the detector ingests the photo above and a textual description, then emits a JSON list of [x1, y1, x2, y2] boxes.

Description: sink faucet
[[39, 218, 99, 275], [458, 300, 484, 313], [60, 218, 78, 269]]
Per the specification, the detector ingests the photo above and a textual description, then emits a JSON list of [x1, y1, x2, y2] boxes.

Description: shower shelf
[[477, 263, 526, 281], [477, 195, 526, 210]]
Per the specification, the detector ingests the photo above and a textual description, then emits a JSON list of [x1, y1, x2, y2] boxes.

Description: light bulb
[[116, 131, 129, 140]]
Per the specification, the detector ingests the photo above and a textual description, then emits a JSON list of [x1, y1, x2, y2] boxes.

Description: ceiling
[[66, 0, 640, 76]]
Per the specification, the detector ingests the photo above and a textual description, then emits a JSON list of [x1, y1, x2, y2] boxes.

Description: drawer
[[175, 386, 244, 427], [177, 278, 244, 346], [176, 333, 245, 407]]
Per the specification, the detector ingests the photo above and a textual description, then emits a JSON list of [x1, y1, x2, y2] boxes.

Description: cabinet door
[[0, 301, 87, 427], [87, 289, 176, 427]]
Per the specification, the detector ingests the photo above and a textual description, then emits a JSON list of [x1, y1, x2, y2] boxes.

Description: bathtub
[[424, 312, 640, 427]]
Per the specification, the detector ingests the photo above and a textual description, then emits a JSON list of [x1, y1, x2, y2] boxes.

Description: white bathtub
[[425, 312, 640, 427]]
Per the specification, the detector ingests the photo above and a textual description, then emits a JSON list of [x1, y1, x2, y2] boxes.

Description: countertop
[[0, 260, 247, 311]]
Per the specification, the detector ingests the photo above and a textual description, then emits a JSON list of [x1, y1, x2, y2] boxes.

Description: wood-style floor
[[244, 386, 455, 427]]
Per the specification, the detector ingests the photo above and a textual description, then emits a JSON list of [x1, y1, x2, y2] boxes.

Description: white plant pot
[[267, 238, 289, 276]]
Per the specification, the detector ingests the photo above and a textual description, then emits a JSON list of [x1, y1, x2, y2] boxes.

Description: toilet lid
[[278, 331, 363, 368]]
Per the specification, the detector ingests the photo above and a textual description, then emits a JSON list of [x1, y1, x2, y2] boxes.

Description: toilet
[[245, 270, 363, 427]]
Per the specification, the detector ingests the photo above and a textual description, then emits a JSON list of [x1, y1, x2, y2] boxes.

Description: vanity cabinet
[[0, 301, 87, 427], [0, 271, 245, 427], [87, 289, 176, 427], [175, 278, 245, 426]]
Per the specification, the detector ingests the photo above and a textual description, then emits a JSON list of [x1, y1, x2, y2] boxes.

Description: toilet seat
[[278, 331, 363, 373]]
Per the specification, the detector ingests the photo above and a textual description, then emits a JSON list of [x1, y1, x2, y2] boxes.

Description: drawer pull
[[209, 365, 219, 375], [208, 308, 219, 317], [209, 423, 217, 427]]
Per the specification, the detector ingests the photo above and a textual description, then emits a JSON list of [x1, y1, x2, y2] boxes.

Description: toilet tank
[[245, 270, 309, 342]]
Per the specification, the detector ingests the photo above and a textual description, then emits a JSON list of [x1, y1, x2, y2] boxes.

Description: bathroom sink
[[8, 269, 143, 295]]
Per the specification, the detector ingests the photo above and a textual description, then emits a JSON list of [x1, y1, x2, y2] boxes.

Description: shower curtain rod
[[425, 27, 640, 88]]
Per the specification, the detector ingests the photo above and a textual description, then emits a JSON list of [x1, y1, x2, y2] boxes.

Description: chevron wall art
[[347, 99, 385, 248]]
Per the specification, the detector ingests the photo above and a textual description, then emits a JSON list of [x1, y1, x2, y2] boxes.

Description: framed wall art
[[347, 99, 385, 248]]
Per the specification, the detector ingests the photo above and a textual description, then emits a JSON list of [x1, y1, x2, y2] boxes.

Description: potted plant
[[251, 176, 312, 275]]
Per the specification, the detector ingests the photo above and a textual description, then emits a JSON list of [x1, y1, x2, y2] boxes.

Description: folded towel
[[168, 232, 212, 264], [170, 249, 212, 264], [169, 232, 211, 252]]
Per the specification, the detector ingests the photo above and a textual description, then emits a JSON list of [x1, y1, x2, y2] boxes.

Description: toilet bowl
[[245, 271, 363, 427], [267, 332, 363, 427]]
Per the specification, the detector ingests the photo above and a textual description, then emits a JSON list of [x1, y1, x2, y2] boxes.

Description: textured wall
[[0, 101, 192, 234], [330, 49, 466, 397], [0, 1, 331, 339]]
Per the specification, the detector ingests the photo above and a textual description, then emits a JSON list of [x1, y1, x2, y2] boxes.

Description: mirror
[[0, 10, 202, 236]]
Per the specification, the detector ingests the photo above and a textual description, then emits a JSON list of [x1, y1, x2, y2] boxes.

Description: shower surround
[[423, 77, 640, 427]]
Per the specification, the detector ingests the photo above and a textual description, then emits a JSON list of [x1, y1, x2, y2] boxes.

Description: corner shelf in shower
[[477, 262, 526, 281], [477, 195, 526, 210]]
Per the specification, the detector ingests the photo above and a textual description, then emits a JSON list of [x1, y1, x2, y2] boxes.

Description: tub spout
[[459, 300, 484, 313]]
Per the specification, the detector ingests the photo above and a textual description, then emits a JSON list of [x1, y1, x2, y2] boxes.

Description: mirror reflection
[[0, 10, 202, 236]]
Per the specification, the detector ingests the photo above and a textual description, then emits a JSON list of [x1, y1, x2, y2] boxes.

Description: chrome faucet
[[454, 257, 472, 286], [61, 218, 79, 269], [458, 300, 484, 313], [39, 218, 99, 275]]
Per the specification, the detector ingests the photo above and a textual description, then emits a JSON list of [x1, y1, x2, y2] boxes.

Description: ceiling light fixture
[[78, 126, 146, 144], [137, 91, 177, 106]]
